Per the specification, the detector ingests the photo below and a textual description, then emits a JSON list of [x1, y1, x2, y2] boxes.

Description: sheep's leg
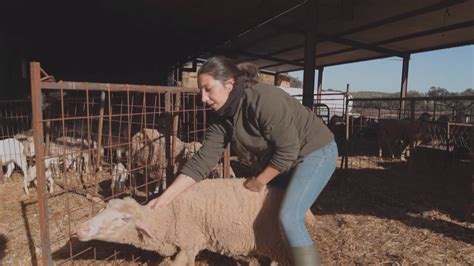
[[52, 163, 60, 179], [170, 251, 189, 266], [48, 175, 54, 193], [388, 140, 396, 159], [24, 176, 30, 194], [170, 247, 200, 266], [83, 154, 90, 174], [5, 162, 14, 178], [401, 142, 409, 162]]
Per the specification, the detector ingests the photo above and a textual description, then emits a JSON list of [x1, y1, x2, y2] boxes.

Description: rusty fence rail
[[291, 85, 351, 124]]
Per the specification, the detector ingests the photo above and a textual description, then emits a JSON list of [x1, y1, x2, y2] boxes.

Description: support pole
[[399, 54, 410, 119], [302, 0, 318, 109], [96, 91, 105, 172], [315, 67, 324, 115], [31, 62, 52, 265], [343, 84, 350, 169], [223, 144, 231, 178]]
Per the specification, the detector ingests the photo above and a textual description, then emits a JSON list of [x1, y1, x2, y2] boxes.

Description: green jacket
[[181, 83, 334, 181]]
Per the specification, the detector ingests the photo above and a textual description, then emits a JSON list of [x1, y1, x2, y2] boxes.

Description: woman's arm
[[147, 174, 196, 209], [244, 164, 280, 192]]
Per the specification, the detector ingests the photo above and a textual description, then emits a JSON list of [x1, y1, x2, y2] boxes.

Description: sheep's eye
[[121, 216, 130, 223]]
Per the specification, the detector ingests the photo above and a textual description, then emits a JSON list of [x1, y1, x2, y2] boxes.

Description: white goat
[[26, 164, 55, 194], [111, 162, 130, 192], [0, 138, 29, 193], [14, 133, 35, 157]]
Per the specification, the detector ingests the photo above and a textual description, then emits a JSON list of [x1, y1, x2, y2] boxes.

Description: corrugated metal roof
[[204, 0, 474, 73]]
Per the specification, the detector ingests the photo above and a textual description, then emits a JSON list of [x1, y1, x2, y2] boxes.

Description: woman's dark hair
[[198, 56, 259, 85]]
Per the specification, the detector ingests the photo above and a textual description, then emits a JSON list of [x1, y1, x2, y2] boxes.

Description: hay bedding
[[1, 157, 473, 265]]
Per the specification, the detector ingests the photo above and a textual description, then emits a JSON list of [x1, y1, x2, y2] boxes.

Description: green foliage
[[460, 88, 474, 96], [350, 87, 473, 113], [289, 77, 302, 88], [427, 86, 452, 97]]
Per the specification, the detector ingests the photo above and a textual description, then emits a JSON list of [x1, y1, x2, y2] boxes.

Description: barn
[[0, 0, 473, 264]]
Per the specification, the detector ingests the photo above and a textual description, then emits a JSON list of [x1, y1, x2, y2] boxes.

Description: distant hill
[[350, 87, 473, 98], [351, 91, 398, 98]]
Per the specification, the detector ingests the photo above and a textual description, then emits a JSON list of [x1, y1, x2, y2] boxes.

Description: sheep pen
[[0, 156, 473, 265]]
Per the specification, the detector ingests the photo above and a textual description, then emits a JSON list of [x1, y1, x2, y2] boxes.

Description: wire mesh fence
[[334, 96, 474, 219], [27, 62, 232, 264]]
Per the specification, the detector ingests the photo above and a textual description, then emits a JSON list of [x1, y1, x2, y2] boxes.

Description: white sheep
[[121, 130, 235, 194], [75, 178, 315, 265], [177, 141, 236, 178], [55, 136, 93, 173], [0, 138, 29, 192], [131, 129, 235, 179]]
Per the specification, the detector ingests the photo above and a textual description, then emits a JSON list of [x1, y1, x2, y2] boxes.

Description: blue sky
[[289, 45, 474, 93]]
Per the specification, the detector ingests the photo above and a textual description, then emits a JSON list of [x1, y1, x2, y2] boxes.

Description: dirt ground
[[0, 156, 473, 265]]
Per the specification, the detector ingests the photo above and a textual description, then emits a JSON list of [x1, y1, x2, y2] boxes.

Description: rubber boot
[[291, 244, 321, 266]]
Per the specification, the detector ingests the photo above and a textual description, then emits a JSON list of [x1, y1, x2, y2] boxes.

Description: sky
[[289, 45, 474, 93]]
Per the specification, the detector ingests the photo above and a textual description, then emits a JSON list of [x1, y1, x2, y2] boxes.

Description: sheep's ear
[[143, 128, 161, 141], [121, 212, 132, 223], [135, 220, 153, 239], [122, 197, 141, 208], [123, 197, 136, 204], [107, 198, 123, 208]]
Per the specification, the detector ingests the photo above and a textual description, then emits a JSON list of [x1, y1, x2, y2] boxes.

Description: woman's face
[[198, 74, 235, 111]]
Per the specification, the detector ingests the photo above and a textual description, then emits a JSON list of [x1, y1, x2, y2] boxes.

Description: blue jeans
[[279, 141, 338, 247]]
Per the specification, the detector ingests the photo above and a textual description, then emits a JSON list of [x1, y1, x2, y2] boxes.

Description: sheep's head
[[131, 132, 146, 154], [75, 197, 147, 243]]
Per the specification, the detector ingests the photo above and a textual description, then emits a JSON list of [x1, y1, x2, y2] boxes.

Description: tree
[[407, 90, 422, 97], [427, 86, 450, 97], [289, 77, 302, 88], [460, 88, 474, 96]]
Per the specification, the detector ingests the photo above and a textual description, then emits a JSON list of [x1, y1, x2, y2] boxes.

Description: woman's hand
[[244, 165, 280, 192], [146, 174, 196, 210], [147, 196, 168, 210], [244, 177, 265, 192]]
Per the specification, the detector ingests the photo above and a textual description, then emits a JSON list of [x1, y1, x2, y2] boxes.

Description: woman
[[148, 56, 337, 265]]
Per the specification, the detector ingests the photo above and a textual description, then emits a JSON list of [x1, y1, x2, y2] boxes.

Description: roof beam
[[239, 51, 305, 67], [257, 0, 467, 69], [235, 21, 404, 63], [335, 0, 467, 37], [214, 0, 308, 54], [276, 66, 305, 74], [319, 38, 474, 68], [377, 19, 474, 45], [234, 21, 303, 55], [261, 20, 474, 70], [273, 38, 474, 73], [316, 19, 474, 59], [234, 23, 305, 63], [318, 33, 404, 56]]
